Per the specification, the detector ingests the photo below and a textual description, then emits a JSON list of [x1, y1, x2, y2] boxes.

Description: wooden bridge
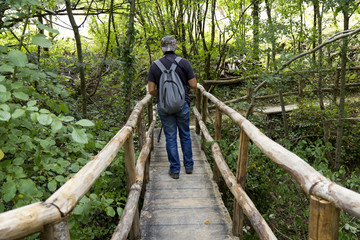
[[140, 128, 236, 240], [1, 83, 360, 240]]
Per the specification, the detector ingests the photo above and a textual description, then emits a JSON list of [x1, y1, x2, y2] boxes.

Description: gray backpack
[[154, 57, 185, 114]]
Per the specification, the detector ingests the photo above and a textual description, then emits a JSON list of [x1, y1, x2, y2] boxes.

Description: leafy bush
[[0, 46, 129, 239]]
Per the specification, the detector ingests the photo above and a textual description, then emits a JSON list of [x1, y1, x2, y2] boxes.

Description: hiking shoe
[[185, 167, 193, 174], [169, 170, 179, 179]]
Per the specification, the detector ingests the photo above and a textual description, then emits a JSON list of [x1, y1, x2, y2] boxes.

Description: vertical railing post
[[145, 102, 153, 184], [124, 135, 140, 240], [232, 129, 250, 238], [213, 106, 221, 183], [309, 196, 340, 240], [137, 109, 146, 150], [298, 76, 304, 99], [41, 219, 71, 240], [195, 87, 201, 135], [201, 94, 207, 151]]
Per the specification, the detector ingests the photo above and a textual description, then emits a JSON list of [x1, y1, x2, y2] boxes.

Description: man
[[148, 36, 197, 179]]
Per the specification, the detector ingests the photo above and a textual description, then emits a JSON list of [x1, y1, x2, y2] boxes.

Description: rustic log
[[195, 88, 201, 134], [111, 120, 155, 240], [0, 202, 61, 240], [203, 66, 360, 86], [46, 125, 133, 214], [0, 94, 153, 239], [197, 83, 360, 218], [213, 107, 221, 183], [309, 196, 340, 240], [232, 129, 250, 237], [201, 94, 208, 151], [137, 109, 146, 150], [193, 107, 277, 240], [125, 134, 136, 192], [126, 94, 152, 129], [41, 219, 71, 240], [45, 94, 152, 216], [111, 183, 142, 240], [124, 132, 139, 240]]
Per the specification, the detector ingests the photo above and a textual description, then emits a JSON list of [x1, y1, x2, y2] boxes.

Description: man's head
[[161, 36, 177, 52]]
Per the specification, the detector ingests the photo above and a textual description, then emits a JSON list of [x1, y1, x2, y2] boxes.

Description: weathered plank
[[140, 129, 237, 240]]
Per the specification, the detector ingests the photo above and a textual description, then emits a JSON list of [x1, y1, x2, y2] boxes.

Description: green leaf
[[13, 166, 26, 178], [0, 64, 14, 73], [13, 157, 24, 165], [51, 119, 63, 133], [105, 207, 115, 217], [48, 180, 57, 192], [39, 109, 51, 114], [37, 22, 60, 34], [18, 179, 38, 196], [70, 163, 80, 172], [12, 109, 25, 118], [31, 34, 52, 48], [73, 205, 83, 215], [10, 81, 23, 90], [2, 179, 16, 202], [13, 91, 29, 101], [0, 85, 6, 92], [0, 92, 11, 102], [37, 114, 52, 125], [0, 110, 11, 121], [7, 50, 28, 67], [75, 119, 95, 127], [71, 127, 88, 144], [59, 115, 74, 122], [60, 102, 69, 113], [27, 100, 37, 107], [30, 112, 39, 122], [0, 75, 5, 82], [55, 175, 65, 182], [0, 149, 4, 160], [0, 104, 9, 111], [117, 207, 123, 217]]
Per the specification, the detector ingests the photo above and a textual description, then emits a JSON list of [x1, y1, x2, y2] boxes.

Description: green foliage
[[0, 37, 129, 238]]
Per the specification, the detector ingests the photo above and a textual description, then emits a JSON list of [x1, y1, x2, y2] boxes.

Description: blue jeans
[[158, 103, 193, 173]]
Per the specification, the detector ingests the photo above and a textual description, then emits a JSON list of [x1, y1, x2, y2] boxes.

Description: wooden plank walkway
[[140, 128, 238, 240]]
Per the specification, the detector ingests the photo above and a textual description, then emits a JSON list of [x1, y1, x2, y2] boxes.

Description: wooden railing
[[194, 83, 360, 240], [2, 84, 360, 240], [0, 94, 155, 240]]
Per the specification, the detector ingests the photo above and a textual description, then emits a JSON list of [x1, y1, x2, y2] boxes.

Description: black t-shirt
[[148, 52, 195, 104]]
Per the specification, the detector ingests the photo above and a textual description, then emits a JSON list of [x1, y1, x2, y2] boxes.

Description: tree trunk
[[265, 0, 275, 68], [123, 0, 136, 119], [179, 0, 188, 58], [65, 0, 87, 117], [335, 11, 349, 170], [252, 0, 260, 62], [204, 0, 216, 80], [315, 0, 333, 166]]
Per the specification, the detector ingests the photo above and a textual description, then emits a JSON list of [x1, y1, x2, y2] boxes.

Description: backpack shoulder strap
[[174, 57, 182, 63], [154, 59, 167, 72]]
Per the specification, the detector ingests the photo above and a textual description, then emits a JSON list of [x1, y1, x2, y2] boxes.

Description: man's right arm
[[188, 77, 197, 89]]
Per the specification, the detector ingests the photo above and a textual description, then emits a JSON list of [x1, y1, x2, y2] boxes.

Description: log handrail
[[0, 94, 154, 240], [194, 107, 277, 239], [195, 82, 360, 239], [111, 118, 156, 240]]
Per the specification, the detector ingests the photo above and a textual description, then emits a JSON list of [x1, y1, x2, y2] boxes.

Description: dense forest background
[[0, 0, 359, 239]]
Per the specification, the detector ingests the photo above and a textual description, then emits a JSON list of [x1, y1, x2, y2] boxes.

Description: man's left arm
[[148, 81, 157, 97]]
